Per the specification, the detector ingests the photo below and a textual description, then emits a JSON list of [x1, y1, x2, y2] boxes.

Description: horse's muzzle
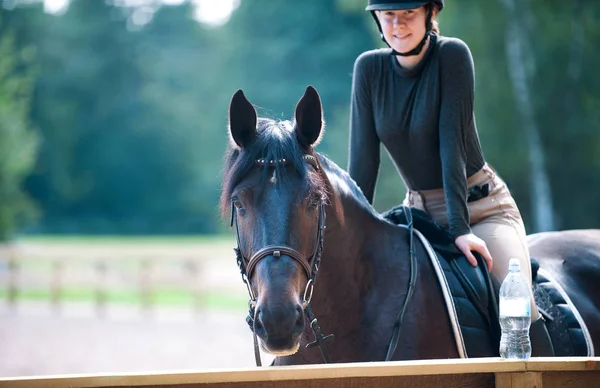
[[254, 304, 305, 354]]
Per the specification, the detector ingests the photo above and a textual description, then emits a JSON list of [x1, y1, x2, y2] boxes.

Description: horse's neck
[[297, 193, 409, 361], [274, 164, 457, 363], [317, 170, 402, 291], [292, 189, 458, 363]]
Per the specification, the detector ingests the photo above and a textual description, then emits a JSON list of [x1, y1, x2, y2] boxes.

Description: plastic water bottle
[[499, 258, 532, 360]]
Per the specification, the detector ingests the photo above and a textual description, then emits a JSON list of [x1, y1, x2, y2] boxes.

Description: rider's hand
[[455, 233, 493, 273]]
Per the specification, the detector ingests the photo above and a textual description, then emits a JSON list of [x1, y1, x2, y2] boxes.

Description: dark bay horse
[[221, 86, 600, 365]]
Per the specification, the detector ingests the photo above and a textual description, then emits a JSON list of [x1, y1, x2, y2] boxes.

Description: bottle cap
[[508, 258, 521, 272]]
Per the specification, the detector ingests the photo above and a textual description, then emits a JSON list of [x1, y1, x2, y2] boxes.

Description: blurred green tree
[[220, 0, 373, 166], [0, 8, 39, 241], [21, 0, 225, 234]]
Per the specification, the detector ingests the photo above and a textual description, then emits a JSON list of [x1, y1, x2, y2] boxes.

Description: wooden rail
[[0, 357, 598, 388], [0, 241, 239, 314]]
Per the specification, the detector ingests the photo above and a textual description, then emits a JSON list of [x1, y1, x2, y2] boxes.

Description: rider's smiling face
[[376, 7, 429, 54]]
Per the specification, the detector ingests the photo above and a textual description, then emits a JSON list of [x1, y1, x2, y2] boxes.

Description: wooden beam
[[0, 358, 598, 388]]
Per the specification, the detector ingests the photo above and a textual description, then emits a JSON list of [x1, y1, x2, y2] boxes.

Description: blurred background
[[0, 0, 599, 378]]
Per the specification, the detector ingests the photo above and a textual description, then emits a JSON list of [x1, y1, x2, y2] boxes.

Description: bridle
[[229, 154, 418, 366], [229, 154, 333, 366]]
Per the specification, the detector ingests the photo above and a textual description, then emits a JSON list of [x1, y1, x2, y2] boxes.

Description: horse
[[220, 85, 600, 365]]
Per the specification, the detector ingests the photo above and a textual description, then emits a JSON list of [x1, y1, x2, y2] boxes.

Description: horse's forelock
[[220, 118, 327, 221]]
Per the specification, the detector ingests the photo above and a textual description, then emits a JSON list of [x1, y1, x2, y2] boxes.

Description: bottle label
[[499, 298, 530, 317]]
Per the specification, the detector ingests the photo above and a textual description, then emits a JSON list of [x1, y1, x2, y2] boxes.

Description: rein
[[229, 156, 418, 365], [385, 204, 418, 361], [230, 154, 333, 366]]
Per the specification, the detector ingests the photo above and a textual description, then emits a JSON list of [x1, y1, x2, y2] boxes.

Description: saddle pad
[[409, 227, 499, 358], [533, 268, 594, 356]]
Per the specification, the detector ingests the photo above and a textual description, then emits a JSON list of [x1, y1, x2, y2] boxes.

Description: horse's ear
[[294, 85, 324, 148], [228, 89, 257, 149]]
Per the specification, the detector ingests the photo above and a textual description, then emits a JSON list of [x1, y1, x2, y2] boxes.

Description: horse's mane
[[220, 118, 327, 218], [316, 155, 379, 217]]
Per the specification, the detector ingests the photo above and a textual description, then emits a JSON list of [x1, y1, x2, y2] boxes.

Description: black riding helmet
[[366, 0, 444, 57]]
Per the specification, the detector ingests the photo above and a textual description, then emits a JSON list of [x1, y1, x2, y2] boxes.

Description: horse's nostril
[[294, 305, 305, 333]]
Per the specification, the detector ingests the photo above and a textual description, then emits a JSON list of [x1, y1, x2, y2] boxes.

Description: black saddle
[[384, 205, 592, 357], [383, 205, 501, 357], [531, 259, 591, 356]]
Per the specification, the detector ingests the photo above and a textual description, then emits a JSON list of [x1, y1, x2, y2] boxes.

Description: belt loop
[[485, 163, 496, 179], [483, 164, 499, 191], [419, 191, 428, 214]]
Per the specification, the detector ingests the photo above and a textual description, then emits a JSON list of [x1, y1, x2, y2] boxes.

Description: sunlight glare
[[193, 0, 239, 26], [42, 0, 239, 26], [44, 0, 69, 14]]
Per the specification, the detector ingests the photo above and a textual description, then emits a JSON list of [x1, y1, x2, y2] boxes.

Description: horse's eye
[[232, 197, 244, 209]]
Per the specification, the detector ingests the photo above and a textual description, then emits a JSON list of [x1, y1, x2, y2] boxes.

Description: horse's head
[[221, 86, 327, 356]]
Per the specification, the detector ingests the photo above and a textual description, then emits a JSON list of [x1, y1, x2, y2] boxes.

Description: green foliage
[[19, 1, 223, 234], [528, 1, 600, 229], [221, 0, 373, 163], [2, 0, 600, 235], [0, 9, 39, 241]]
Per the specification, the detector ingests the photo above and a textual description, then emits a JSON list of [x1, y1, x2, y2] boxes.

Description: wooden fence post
[[8, 254, 19, 310], [95, 260, 107, 318], [184, 260, 203, 317], [139, 259, 153, 315], [51, 259, 64, 312], [496, 371, 543, 388]]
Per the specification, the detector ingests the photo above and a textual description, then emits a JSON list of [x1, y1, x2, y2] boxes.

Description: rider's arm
[[348, 52, 381, 205]]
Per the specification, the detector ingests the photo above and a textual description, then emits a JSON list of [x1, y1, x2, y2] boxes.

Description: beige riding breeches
[[404, 164, 539, 321]]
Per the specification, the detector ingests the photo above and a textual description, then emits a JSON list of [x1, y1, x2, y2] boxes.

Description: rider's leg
[[470, 215, 538, 321], [405, 164, 554, 356], [468, 171, 554, 357]]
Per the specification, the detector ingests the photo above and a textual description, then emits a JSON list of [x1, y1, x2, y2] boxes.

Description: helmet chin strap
[[387, 30, 431, 57]]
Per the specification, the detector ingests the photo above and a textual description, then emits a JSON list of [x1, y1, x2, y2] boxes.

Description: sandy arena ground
[[0, 301, 275, 377], [0, 240, 277, 378]]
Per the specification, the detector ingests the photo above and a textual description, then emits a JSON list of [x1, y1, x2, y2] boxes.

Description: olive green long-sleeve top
[[348, 34, 486, 238]]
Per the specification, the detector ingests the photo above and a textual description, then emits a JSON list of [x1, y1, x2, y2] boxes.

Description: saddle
[[383, 205, 593, 358], [530, 259, 594, 356], [384, 205, 501, 357]]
